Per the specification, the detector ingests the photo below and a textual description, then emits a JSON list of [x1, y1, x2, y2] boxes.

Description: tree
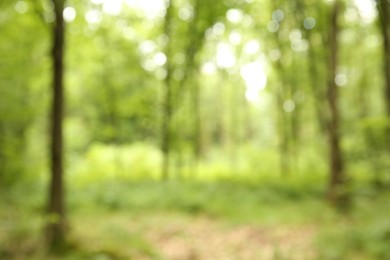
[[377, 0, 390, 134], [47, 0, 66, 249], [268, 1, 299, 176], [326, 0, 345, 203], [161, 0, 174, 180], [303, 0, 328, 134], [0, 0, 49, 187]]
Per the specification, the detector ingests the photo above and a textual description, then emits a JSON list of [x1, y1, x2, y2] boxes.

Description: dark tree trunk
[[161, 0, 174, 180], [326, 0, 345, 203], [377, 0, 390, 128], [47, 0, 66, 249], [377, 0, 390, 187]]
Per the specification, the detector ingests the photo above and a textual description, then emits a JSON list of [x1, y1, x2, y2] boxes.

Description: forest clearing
[[1, 0, 390, 259]]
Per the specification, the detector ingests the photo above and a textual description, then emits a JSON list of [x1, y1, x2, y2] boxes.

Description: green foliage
[[70, 143, 163, 184], [317, 191, 390, 259], [355, 117, 390, 184], [0, 0, 48, 186], [1, 0, 390, 258], [360, 116, 390, 150], [67, 169, 328, 225], [2, 178, 390, 259]]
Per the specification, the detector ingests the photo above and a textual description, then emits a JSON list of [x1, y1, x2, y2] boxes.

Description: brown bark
[[162, 0, 174, 180], [326, 0, 345, 203], [377, 0, 390, 127], [47, 0, 66, 249]]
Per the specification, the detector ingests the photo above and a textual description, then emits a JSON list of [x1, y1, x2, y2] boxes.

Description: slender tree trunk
[[272, 53, 291, 177], [243, 95, 254, 141], [306, 29, 327, 133], [326, 0, 345, 203], [229, 77, 239, 174], [215, 75, 227, 147], [193, 77, 202, 169], [47, 0, 66, 249], [377, 0, 390, 186], [377, 0, 390, 130], [270, 0, 292, 177], [189, 0, 203, 173], [176, 0, 203, 175], [277, 88, 290, 176], [161, 0, 174, 180]]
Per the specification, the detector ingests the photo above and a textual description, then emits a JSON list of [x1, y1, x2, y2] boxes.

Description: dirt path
[[141, 215, 317, 260]]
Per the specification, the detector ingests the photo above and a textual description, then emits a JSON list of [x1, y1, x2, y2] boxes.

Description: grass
[[1, 176, 389, 259], [66, 178, 329, 224], [316, 189, 390, 259]]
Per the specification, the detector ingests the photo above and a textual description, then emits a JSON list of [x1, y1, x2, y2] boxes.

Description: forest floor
[[1, 209, 317, 260], [71, 212, 317, 260], [1, 181, 390, 259], [142, 215, 315, 259]]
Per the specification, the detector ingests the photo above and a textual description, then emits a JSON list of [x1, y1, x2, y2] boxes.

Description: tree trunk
[[47, 0, 66, 249], [306, 29, 327, 133], [326, 0, 345, 204], [270, 1, 293, 177], [193, 77, 202, 169], [161, 0, 174, 180], [377, 0, 390, 132]]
